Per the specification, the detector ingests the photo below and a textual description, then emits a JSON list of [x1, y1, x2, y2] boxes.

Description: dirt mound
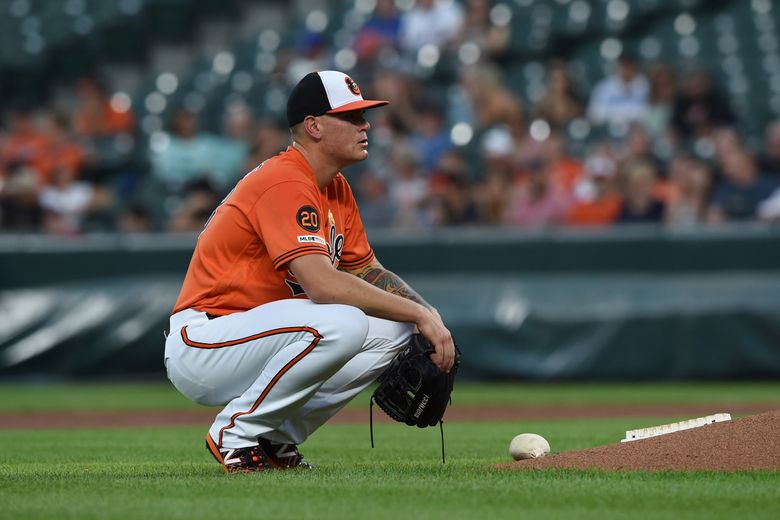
[[503, 410, 780, 471]]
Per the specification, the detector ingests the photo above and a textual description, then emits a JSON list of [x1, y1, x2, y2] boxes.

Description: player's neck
[[292, 141, 340, 190]]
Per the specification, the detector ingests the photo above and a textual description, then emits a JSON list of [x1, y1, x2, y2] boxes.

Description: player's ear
[[302, 115, 323, 140]]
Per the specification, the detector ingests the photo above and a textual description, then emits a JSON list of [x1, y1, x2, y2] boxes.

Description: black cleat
[[257, 437, 315, 470]]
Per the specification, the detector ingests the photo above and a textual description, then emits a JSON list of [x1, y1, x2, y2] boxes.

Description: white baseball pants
[[164, 300, 413, 448]]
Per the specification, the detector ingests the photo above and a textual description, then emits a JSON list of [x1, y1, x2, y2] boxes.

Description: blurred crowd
[[2, 0, 780, 235]]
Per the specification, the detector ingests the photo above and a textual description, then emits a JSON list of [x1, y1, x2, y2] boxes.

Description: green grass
[[1, 383, 779, 519], [1, 381, 779, 412]]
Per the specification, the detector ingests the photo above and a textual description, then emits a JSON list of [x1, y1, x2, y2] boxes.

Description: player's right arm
[[288, 254, 456, 372], [343, 257, 434, 310]]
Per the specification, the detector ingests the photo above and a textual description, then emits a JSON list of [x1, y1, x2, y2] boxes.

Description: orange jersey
[[565, 193, 623, 227], [173, 147, 374, 316]]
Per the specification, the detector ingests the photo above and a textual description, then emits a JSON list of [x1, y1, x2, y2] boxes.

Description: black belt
[[206, 313, 222, 320]]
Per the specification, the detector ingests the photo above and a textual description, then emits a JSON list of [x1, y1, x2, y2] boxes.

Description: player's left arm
[[342, 257, 435, 311]]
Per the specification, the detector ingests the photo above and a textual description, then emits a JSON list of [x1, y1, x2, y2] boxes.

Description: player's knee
[[193, 393, 223, 407], [169, 375, 222, 407], [330, 305, 369, 355]]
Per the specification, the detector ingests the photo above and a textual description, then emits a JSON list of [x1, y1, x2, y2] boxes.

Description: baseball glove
[[371, 333, 460, 428]]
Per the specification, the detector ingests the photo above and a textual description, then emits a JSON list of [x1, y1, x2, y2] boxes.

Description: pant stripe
[[217, 330, 322, 447], [180, 325, 320, 350]]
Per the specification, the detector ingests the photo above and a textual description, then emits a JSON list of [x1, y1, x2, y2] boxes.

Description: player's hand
[[416, 309, 456, 373]]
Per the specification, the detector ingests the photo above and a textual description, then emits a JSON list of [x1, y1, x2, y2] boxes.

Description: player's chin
[[342, 151, 368, 167]]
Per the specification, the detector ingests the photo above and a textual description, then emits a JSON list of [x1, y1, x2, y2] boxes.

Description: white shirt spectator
[[39, 180, 94, 232], [399, 0, 464, 53], [587, 71, 650, 126]]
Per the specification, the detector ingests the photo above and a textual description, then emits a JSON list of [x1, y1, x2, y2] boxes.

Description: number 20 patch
[[296, 205, 321, 232]]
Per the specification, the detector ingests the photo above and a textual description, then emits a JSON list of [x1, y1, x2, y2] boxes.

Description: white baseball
[[509, 433, 550, 460]]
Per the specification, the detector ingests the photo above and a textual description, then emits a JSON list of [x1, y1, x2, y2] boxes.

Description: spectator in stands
[[432, 175, 479, 227], [756, 121, 780, 219], [541, 130, 583, 193], [354, 0, 402, 62], [150, 107, 245, 192], [565, 146, 623, 227], [0, 163, 43, 231], [456, 63, 524, 135], [665, 154, 711, 228], [505, 159, 571, 229], [474, 126, 516, 224], [671, 68, 735, 141], [386, 141, 428, 229], [707, 146, 777, 223], [617, 160, 665, 223], [39, 112, 89, 185], [243, 118, 290, 173], [619, 124, 664, 175], [285, 30, 331, 87], [426, 149, 479, 226], [0, 108, 52, 185], [117, 204, 154, 234], [476, 168, 512, 225], [712, 126, 743, 171], [30, 111, 98, 233], [586, 53, 650, 127], [398, 0, 464, 55], [222, 103, 255, 145], [38, 166, 102, 235], [409, 102, 452, 174], [534, 60, 585, 129], [370, 68, 422, 134], [643, 61, 677, 139], [167, 178, 221, 232], [453, 0, 510, 59], [72, 77, 134, 136], [758, 119, 780, 177], [356, 173, 396, 228], [757, 187, 780, 222], [216, 102, 252, 176], [366, 0, 402, 43]]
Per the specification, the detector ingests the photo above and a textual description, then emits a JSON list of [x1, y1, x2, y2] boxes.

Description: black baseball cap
[[286, 70, 388, 127]]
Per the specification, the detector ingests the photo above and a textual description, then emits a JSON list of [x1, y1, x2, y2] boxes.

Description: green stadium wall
[[2, 225, 780, 380]]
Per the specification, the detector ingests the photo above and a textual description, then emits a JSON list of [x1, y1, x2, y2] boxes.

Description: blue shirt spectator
[[709, 149, 778, 222], [150, 108, 246, 192], [409, 105, 453, 174]]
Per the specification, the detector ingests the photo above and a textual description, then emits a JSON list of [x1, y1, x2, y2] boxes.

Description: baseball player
[[164, 70, 456, 472]]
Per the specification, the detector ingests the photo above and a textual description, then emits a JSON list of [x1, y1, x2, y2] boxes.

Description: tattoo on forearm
[[359, 267, 432, 309]]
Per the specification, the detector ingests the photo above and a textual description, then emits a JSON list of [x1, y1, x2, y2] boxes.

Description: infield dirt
[[1, 402, 777, 429], [502, 409, 780, 471]]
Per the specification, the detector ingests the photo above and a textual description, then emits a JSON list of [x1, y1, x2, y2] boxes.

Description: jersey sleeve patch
[[296, 205, 321, 232], [298, 235, 327, 245]]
